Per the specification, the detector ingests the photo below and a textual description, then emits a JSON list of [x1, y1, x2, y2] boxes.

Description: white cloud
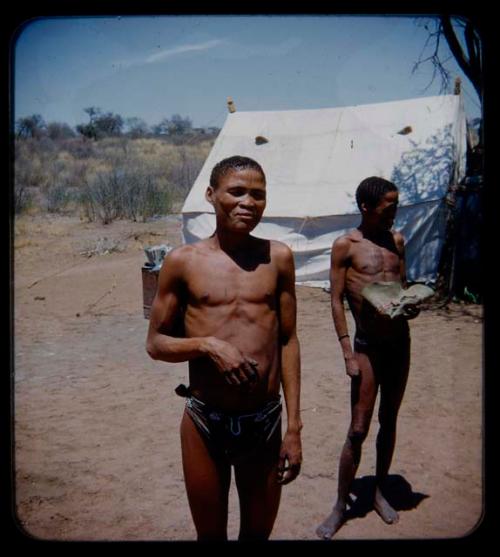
[[145, 39, 225, 64], [115, 36, 300, 70], [213, 37, 303, 59]]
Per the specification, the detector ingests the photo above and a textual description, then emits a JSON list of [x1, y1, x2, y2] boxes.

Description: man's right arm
[[145, 247, 211, 362], [330, 237, 359, 378]]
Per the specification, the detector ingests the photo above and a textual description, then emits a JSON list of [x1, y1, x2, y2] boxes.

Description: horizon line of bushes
[[14, 107, 221, 143]]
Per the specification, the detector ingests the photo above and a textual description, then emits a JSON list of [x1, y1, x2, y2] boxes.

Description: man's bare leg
[[234, 429, 282, 541], [374, 419, 400, 524], [373, 342, 410, 524], [315, 434, 362, 539], [316, 352, 377, 539], [180, 411, 231, 540]]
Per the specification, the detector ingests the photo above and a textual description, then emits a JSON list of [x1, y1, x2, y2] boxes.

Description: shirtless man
[[316, 176, 419, 539], [146, 155, 302, 541]]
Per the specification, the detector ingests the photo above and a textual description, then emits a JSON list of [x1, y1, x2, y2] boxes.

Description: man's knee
[[348, 426, 368, 445]]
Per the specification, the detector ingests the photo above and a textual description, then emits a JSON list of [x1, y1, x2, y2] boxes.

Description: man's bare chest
[[186, 256, 278, 307], [350, 240, 401, 277]]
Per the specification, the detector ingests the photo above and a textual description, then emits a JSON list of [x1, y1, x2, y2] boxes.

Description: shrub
[[14, 183, 34, 214], [46, 184, 74, 213], [79, 168, 173, 224], [80, 171, 122, 224]]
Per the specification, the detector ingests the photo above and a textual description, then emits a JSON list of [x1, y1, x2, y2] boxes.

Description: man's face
[[366, 190, 399, 230], [206, 167, 266, 233]]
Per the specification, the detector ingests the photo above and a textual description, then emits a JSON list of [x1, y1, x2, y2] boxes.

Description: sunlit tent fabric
[[181, 95, 467, 287]]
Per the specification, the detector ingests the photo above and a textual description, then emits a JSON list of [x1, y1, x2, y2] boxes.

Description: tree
[[84, 106, 101, 121], [47, 121, 76, 140], [152, 114, 192, 136], [124, 117, 150, 138], [15, 114, 46, 139], [152, 118, 170, 136], [413, 16, 483, 110], [76, 107, 124, 139], [413, 15, 484, 300], [76, 107, 100, 140], [169, 114, 192, 135], [95, 112, 124, 136]]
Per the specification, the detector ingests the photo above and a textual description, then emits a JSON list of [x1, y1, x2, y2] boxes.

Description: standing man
[[146, 156, 302, 541], [316, 176, 419, 539]]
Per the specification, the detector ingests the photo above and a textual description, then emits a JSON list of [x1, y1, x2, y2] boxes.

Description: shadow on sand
[[344, 474, 429, 521]]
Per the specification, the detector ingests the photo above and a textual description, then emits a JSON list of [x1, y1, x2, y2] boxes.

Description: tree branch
[[440, 16, 482, 99], [412, 19, 451, 94]]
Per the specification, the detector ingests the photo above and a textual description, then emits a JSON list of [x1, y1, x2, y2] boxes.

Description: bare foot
[[374, 487, 399, 524], [315, 506, 346, 539]]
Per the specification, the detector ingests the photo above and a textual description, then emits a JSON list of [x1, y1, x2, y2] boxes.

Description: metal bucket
[[141, 244, 171, 319], [141, 265, 160, 319]]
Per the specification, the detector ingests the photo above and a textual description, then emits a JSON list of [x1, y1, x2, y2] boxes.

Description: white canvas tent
[[181, 95, 467, 287]]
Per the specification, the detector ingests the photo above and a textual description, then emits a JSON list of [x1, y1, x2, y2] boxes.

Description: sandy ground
[[12, 214, 484, 542]]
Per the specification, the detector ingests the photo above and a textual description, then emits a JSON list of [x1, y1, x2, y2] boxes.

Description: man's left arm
[[275, 243, 302, 485]]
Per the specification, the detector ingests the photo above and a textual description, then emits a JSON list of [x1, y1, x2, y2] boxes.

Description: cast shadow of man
[[344, 474, 429, 521]]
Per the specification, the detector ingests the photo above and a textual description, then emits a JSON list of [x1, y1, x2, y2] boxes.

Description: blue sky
[[13, 15, 482, 130]]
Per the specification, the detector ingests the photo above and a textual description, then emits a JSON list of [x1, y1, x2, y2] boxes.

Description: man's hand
[[278, 430, 302, 485], [344, 355, 360, 378], [203, 337, 259, 386]]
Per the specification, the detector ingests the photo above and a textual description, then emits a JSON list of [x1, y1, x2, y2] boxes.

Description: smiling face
[[206, 167, 267, 234], [363, 190, 399, 231]]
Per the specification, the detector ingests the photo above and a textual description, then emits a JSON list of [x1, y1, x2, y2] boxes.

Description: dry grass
[[14, 136, 215, 220], [15, 214, 75, 238]]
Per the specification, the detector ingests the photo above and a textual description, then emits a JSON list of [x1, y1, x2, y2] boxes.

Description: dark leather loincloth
[[176, 384, 282, 461]]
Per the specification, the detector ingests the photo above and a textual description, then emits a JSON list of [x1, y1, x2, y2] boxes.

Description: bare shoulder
[[163, 242, 196, 266], [270, 239, 293, 257], [169, 238, 213, 258], [336, 229, 362, 245], [333, 229, 360, 255], [347, 228, 363, 242], [268, 240, 295, 280], [159, 241, 205, 281], [269, 239, 294, 266]]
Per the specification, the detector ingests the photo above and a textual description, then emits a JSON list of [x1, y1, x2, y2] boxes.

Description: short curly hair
[[355, 176, 398, 211], [210, 156, 266, 189]]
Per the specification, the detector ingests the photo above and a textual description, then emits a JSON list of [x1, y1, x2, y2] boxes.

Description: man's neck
[[358, 222, 388, 242], [211, 229, 253, 254]]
